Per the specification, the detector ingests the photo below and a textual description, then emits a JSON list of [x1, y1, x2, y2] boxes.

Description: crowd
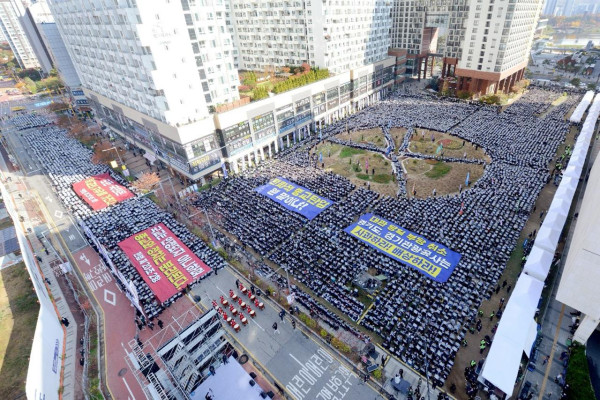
[[21, 124, 225, 318], [194, 88, 578, 387], [9, 113, 52, 130], [14, 85, 578, 390]]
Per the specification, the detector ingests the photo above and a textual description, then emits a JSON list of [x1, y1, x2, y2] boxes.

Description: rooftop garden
[[238, 63, 329, 101]]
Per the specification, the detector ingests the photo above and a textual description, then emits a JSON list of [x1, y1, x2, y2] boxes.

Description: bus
[[10, 106, 25, 113]]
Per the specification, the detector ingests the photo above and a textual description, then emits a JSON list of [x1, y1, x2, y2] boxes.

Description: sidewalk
[[522, 133, 600, 399], [0, 147, 78, 399]]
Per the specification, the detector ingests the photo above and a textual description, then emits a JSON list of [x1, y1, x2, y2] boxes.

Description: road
[[191, 269, 386, 400], [1, 105, 387, 400]]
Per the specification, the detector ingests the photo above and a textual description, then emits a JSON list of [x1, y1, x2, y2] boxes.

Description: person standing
[[272, 322, 280, 334]]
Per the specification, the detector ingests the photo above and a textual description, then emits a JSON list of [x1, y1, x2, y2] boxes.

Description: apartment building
[[229, 0, 392, 75], [391, 0, 544, 94], [0, 0, 40, 69]]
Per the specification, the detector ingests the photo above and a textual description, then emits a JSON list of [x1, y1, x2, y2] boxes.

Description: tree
[[49, 68, 58, 77], [23, 77, 37, 94], [45, 102, 70, 113], [91, 141, 125, 165], [570, 78, 581, 87], [67, 120, 88, 140], [587, 83, 597, 91], [301, 62, 311, 74], [253, 86, 269, 100], [131, 172, 160, 193]]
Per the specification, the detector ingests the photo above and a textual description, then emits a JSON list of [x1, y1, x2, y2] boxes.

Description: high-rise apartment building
[[0, 0, 40, 69], [391, 0, 544, 95], [229, 0, 392, 74], [21, 0, 54, 73]]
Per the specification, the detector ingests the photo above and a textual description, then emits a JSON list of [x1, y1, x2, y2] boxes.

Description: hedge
[[566, 344, 595, 399]]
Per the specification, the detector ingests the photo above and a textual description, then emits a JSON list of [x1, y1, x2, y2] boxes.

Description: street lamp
[[189, 207, 218, 248], [102, 146, 125, 168]]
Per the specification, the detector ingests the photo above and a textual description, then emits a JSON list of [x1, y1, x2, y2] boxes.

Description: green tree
[[253, 86, 269, 100], [49, 68, 59, 77], [570, 78, 581, 87], [587, 83, 597, 91], [23, 77, 37, 94]]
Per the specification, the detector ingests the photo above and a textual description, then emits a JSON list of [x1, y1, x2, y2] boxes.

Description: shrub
[[238, 85, 251, 92], [372, 368, 382, 380], [299, 313, 317, 328], [320, 329, 328, 338], [457, 90, 472, 100], [566, 344, 595, 400]]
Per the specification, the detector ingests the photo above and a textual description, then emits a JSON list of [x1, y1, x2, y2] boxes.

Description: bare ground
[[409, 129, 491, 162], [403, 158, 486, 198]]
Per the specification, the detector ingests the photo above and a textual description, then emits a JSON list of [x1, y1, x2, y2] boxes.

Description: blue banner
[[255, 177, 333, 220], [344, 213, 461, 282]]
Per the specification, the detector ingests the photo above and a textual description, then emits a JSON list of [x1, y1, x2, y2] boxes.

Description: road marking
[[538, 303, 565, 399], [104, 289, 116, 306], [79, 253, 91, 265], [121, 377, 136, 400], [54, 210, 63, 218], [68, 234, 76, 241]]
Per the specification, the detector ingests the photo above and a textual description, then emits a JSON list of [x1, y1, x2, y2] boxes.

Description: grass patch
[[339, 147, 366, 158], [373, 174, 393, 184], [566, 343, 595, 400], [0, 263, 40, 399], [356, 173, 370, 181], [425, 162, 451, 179]]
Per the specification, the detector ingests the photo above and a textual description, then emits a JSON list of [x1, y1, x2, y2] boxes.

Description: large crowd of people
[[21, 123, 225, 318], [194, 87, 579, 387], [12, 85, 579, 390]]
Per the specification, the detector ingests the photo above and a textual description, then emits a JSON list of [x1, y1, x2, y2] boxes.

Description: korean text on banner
[[254, 177, 333, 220], [344, 213, 461, 282], [118, 223, 211, 303], [72, 173, 134, 211]]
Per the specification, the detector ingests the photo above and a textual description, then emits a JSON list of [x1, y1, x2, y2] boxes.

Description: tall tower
[[0, 0, 40, 69]]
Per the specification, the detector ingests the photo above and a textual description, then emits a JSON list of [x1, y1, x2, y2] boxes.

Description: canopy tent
[[481, 273, 544, 396], [554, 184, 576, 205], [548, 196, 571, 217], [523, 244, 555, 282], [536, 224, 562, 253], [144, 151, 157, 164], [569, 91, 594, 123], [562, 164, 582, 181], [559, 176, 578, 194]]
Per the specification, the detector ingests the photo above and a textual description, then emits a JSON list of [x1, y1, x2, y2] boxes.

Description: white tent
[[548, 196, 571, 217], [554, 183, 576, 205], [559, 176, 578, 194], [481, 274, 544, 396], [523, 244, 555, 281], [562, 164, 582, 181], [536, 224, 562, 253], [569, 91, 595, 123]]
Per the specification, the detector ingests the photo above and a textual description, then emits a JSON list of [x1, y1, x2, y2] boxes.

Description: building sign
[[295, 111, 312, 125], [295, 97, 311, 113], [344, 214, 461, 282], [254, 126, 276, 143], [252, 112, 275, 133], [71, 90, 84, 96], [255, 177, 333, 220], [327, 98, 339, 110], [222, 121, 251, 143], [340, 92, 351, 104], [227, 135, 253, 155], [188, 151, 220, 174], [312, 92, 325, 106], [118, 223, 211, 303], [72, 173, 134, 211]]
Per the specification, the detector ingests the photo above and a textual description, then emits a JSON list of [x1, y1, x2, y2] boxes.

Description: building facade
[[229, 0, 392, 75], [0, 0, 40, 69], [90, 56, 395, 181], [391, 0, 544, 95], [21, 0, 54, 74]]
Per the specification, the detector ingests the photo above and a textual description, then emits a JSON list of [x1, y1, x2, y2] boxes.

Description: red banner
[[72, 173, 134, 211], [118, 223, 211, 303]]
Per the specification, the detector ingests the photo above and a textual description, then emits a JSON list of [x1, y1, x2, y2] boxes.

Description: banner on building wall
[[118, 223, 211, 303], [72, 173, 134, 210], [345, 213, 461, 282], [255, 177, 333, 220]]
